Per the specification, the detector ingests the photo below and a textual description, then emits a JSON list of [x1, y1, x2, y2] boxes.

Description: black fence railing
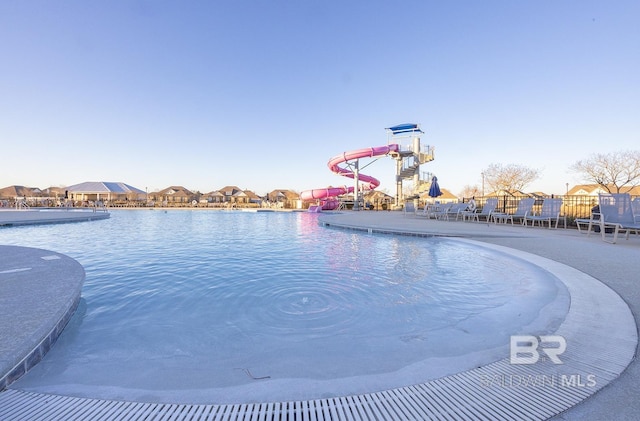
[[459, 195, 639, 224]]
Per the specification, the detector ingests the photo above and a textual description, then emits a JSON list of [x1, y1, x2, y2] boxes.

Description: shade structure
[[428, 176, 442, 198], [65, 181, 145, 202], [386, 123, 423, 135]]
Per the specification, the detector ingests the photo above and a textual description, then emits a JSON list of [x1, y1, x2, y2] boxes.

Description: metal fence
[[463, 195, 640, 225]]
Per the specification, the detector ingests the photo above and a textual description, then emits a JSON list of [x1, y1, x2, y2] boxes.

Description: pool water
[[1, 210, 569, 403]]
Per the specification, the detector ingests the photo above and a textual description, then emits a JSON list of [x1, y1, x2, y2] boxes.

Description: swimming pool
[[2, 210, 569, 403]]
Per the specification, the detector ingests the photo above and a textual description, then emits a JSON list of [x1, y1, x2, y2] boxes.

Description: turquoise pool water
[[1, 210, 569, 403]]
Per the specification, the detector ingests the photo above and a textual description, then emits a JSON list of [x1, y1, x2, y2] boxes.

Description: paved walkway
[[0, 210, 104, 389], [0, 210, 637, 420], [0, 246, 85, 390]]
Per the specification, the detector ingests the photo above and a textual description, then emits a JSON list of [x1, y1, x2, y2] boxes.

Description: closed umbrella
[[428, 176, 442, 198]]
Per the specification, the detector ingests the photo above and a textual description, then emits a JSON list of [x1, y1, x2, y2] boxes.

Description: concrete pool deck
[[0, 246, 85, 390], [0, 210, 638, 420], [0, 208, 110, 226]]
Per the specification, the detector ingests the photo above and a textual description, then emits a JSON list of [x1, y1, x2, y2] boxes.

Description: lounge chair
[[593, 193, 640, 243], [492, 198, 535, 225], [444, 202, 471, 221], [632, 197, 640, 223], [463, 198, 498, 223], [419, 202, 440, 218], [524, 198, 566, 229], [404, 200, 416, 216], [418, 203, 434, 218], [575, 209, 601, 234], [430, 203, 453, 220]]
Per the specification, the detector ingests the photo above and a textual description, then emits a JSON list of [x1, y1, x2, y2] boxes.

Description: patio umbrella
[[428, 176, 442, 198]]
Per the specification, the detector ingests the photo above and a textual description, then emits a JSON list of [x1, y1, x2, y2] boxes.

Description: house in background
[[0, 185, 39, 201], [568, 184, 640, 197], [141, 186, 268, 208], [218, 186, 249, 205], [0, 185, 40, 206], [200, 190, 225, 206], [41, 186, 67, 201], [267, 189, 300, 209], [243, 190, 263, 206], [150, 186, 195, 207], [0, 185, 81, 207], [65, 181, 145, 205], [566, 184, 640, 209], [419, 188, 459, 204], [363, 190, 393, 210]]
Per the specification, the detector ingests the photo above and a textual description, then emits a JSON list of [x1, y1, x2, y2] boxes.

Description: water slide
[[300, 144, 399, 211]]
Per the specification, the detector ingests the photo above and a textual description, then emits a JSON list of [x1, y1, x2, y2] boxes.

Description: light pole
[[565, 183, 569, 196], [481, 172, 485, 197]]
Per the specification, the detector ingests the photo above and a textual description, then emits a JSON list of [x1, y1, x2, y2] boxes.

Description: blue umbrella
[[428, 176, 442, 198]]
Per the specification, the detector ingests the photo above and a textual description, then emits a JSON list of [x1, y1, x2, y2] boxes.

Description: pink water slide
[[300, 144, 399, 210]]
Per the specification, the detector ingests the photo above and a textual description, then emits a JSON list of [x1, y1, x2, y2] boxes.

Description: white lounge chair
[[594, 193, 640, 243], [404, 200, 416, 216], [632, 197, 640, 223], [419, 203, 433, 218], [430, 203, 453, 220], [444, 203, 471, 221], [492, 198, 535, 225], [463, 198, 498, 223], [524, 198, 565, 229], [420, 202, 441, 218], [575, 210, 601, 234]]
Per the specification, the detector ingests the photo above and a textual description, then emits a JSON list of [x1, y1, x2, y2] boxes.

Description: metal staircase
[[396, 150, 434, 180], [385, 124, 435, 207]]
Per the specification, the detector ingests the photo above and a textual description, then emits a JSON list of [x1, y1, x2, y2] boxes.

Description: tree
[[459, 184, 481, 199], [571, 150, 640, 193], [482, 163, 540, 194]]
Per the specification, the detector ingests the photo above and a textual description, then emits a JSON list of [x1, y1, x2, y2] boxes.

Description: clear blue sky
[[2, 1, 638, 196]]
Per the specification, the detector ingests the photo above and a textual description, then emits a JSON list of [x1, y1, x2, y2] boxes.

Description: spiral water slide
[[300, 144, 399, 211]]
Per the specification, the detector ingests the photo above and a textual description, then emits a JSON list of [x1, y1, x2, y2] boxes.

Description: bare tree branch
[[482, 163, 540, 194], [571, 150, 640, 193], [459, 184, 481, 199]]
